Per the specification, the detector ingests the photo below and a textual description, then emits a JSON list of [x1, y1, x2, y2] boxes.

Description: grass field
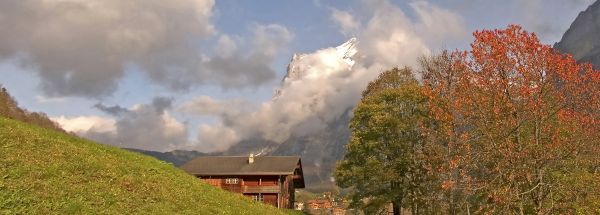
[[0, 117, 300, 214]]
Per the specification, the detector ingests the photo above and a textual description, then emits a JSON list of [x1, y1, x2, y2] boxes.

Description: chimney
[[248, 153, 254, 164]]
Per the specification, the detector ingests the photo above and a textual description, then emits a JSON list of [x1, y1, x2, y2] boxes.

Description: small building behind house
[[181, 154, 305, 209], [332, 207, 346, 215], [306, 199, 333, 210]]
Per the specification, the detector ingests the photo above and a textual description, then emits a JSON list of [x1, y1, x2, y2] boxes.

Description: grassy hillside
[[0, 117, 298, 214]]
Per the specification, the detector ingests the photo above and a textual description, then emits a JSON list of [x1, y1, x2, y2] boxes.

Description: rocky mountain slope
[[226, 38, 358, 191], [269, 111, 351, 191], [555, 0, 600, 68]]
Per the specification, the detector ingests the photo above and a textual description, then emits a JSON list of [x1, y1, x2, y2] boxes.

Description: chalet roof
[[181, 156, 302, 176], [181, 156, 306, 188]]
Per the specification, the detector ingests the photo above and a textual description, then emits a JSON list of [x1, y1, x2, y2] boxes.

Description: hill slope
[[0, 86, 64, 133], [0, 117, 293, 214]]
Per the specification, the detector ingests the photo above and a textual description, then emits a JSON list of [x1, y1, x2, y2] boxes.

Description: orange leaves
[[448, 158, 460, 169], [441, 180, 455, 190], [421, 25, 600, 212]]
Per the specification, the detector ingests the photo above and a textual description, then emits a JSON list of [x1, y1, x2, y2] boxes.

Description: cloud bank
[[181, 0, 467, 152], [0, 0, 290, 97], [54, 97, 187, 152], [331, 8, 360, 36]]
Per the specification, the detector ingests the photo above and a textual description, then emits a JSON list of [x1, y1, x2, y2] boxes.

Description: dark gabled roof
[[181, 156, 302, 176], [181, 156, 306, 188]]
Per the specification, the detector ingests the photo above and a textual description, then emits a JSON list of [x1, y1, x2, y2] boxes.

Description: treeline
[[0, 86, 64, 133], [335, 25, 600, 214]]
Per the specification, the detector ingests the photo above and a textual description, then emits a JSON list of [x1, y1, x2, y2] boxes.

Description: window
[[252, 194, 264, 202], [225, 178, 239, 184]]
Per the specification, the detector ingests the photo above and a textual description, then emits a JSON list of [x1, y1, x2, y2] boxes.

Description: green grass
[[0, 117, 295, 214]]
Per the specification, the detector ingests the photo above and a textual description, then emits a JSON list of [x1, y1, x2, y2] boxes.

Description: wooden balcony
[[222, 185, 280, 194]]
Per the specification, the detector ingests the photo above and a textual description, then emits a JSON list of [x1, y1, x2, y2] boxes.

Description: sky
[[0, 0, 595, 152]]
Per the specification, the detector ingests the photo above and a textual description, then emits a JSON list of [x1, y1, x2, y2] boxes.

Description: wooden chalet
[[181, 154, 305, 209]]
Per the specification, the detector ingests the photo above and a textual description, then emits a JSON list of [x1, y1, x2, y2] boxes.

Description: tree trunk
[[393, 198, 402, 215], [390, 180, 403, 215]]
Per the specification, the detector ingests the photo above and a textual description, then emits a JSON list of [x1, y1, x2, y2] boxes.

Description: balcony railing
[[222, 185, 280, 193]]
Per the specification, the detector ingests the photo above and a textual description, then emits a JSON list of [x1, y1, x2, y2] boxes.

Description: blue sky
[[0, 0, 595, 152]]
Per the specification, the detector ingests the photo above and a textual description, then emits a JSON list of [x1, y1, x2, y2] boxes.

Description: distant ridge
[[555, 0, 600, 69], [125, 148, 219, 166]]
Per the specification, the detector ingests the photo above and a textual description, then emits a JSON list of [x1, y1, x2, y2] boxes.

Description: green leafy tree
[[335, 68, 431, 215]]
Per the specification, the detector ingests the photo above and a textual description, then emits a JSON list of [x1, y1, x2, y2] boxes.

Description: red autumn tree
[[421, 25, 600, 214]]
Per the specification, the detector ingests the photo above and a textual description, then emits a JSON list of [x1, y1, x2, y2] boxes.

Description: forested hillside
[[0, 86, 64, 132]]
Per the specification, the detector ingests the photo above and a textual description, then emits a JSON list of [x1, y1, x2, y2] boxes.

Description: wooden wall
[[196, 175, 296, 209]]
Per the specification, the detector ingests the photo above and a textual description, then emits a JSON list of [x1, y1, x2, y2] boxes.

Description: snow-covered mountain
[[283, 37, 357, 82], [228, 38, 360, 191], [274, 37, 358, 99]]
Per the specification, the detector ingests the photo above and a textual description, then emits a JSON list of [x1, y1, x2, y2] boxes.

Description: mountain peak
[[282, 38, 357, 82], [337, 37, 358, 67], [555, 0, 600, 68], [274, 38, 359, 99]]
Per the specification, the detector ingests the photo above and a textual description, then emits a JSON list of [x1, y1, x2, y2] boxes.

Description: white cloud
[[0, 0, 295, 97], [0, 0, 216, 97], [182, 0, 467, 152], [426, 0, 593, 44], [181, 95, 255, 117], [102, 100, 188, 152], [162, 112, 187, 138], [331, 9, 360, 35], [357, 0, 465, 69], [52, 115, 116, 134], [252, 24, 294, 58], [197, 124, 241, 152], [410, 1, 467, 48], [214, 35, 238, 58], [35, 95, 66, 103], [199, 24, 293, 90], [54, 97, 189, 152]]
